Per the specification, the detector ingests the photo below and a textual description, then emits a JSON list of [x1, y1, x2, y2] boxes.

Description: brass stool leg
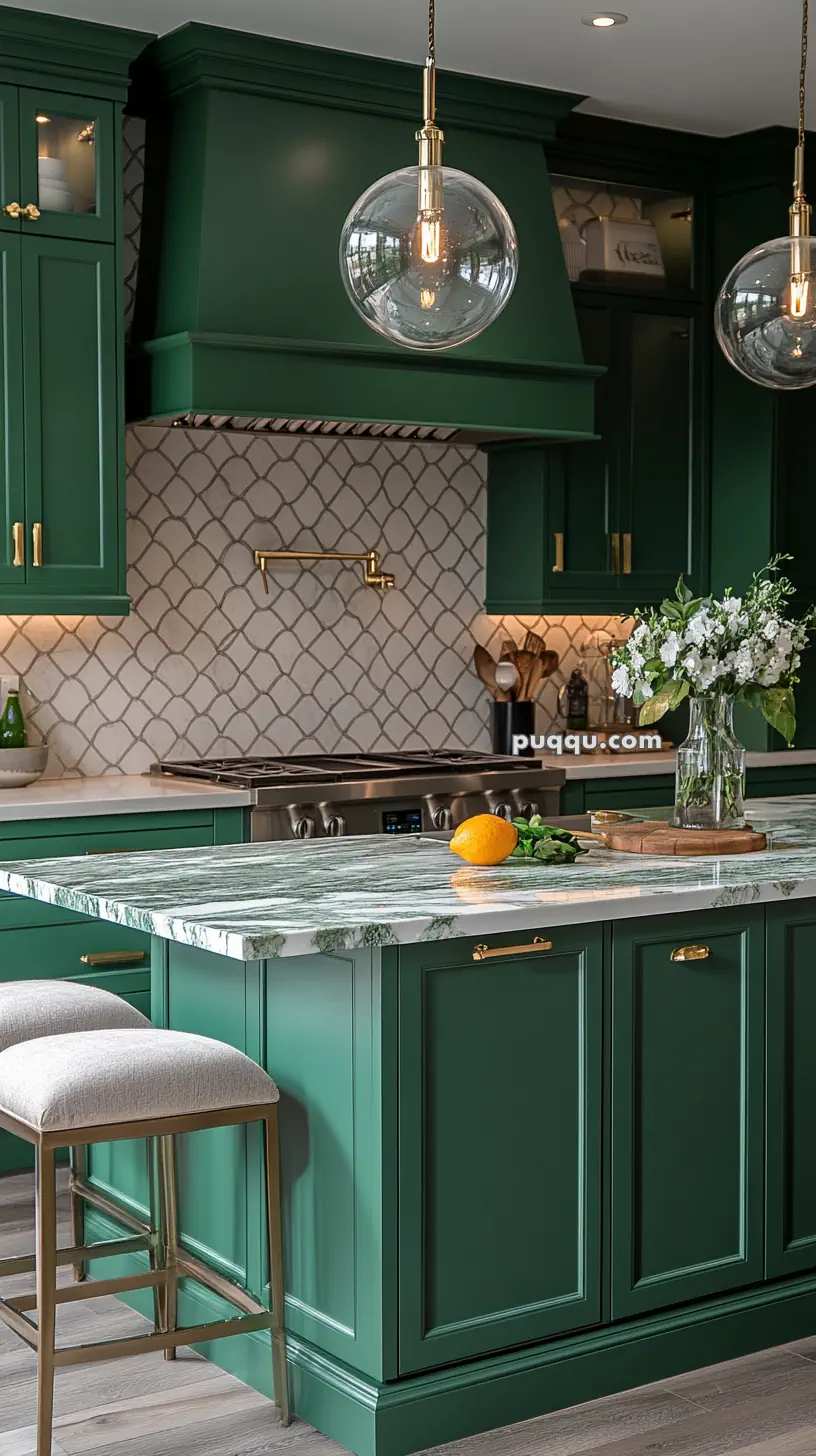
[[68, 1144, 87, 1282], [148, 1138, 167, 1339], [158, 1134, 179, 1361], [263, 1108, 290, 1425], [36, 1145, 58, 1456]]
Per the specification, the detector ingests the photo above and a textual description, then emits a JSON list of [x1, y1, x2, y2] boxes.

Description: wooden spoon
[[524, 656, 545, 699], [539, 650, 559, 678], [513, 650, 538, 700], [523, 630, 544, 656], [473, 645, 510, 702]]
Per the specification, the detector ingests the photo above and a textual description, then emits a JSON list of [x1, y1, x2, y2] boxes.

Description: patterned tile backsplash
[[0, 117, 624, 778], [0, 428, 623, 776]]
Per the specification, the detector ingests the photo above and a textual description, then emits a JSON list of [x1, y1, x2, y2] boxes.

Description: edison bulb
[[715, 234, 816, 388], [339, 165, 518, 351]]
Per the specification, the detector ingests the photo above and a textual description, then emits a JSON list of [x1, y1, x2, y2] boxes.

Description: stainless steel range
[[151, 751, 565, 841]]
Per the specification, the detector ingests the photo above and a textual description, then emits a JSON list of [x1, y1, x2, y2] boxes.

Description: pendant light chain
[[800, 0, 809, 149], [428, 0, 436, 63]]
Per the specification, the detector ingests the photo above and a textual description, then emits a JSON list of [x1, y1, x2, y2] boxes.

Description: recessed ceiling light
[[582, 13, 628, 26]]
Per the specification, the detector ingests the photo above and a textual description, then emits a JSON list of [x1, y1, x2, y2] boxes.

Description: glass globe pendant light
[[339, 0, 519, 351], [715, 0, 816, 389]]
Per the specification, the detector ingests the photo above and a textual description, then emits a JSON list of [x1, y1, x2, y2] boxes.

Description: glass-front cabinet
[[0, 86, 114, 242], [552, 172, 694, 295]]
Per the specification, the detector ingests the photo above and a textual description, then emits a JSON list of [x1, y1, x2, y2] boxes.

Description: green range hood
[[128, 24, 600, 442]]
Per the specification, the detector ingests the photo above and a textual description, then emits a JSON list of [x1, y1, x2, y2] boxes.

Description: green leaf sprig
[[510, 815, 589, 865]]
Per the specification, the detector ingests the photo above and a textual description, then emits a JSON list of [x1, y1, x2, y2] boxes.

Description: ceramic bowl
[[0, 745, 48, 788]]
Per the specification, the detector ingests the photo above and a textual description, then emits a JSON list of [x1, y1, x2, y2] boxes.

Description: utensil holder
[[491, 701, 535, 757]]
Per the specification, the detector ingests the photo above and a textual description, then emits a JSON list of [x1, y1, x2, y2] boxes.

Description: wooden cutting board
[[585, 820, 767, 856]]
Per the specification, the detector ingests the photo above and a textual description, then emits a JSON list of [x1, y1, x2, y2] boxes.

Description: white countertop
[[537, 748, 816, 780], [1, 795, 815, 960], [0, 774, 252, 822]]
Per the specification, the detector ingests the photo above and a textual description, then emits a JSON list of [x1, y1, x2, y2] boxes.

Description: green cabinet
[[0, 85, 115, 242], [20, 236, 120, 601], [765, 903, 816, 1277], [610, 907, 765, 1318], [397, 925, 604, 1371], [0, 232, 119, 602], [0, 8, 145, 615], [485, 295, 705, 615]]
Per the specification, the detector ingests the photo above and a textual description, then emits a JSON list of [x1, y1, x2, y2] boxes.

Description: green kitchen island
[[3, 798, 816, 1456]]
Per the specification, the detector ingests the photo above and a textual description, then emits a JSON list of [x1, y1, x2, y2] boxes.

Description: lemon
[[449, 814, 518, 866]]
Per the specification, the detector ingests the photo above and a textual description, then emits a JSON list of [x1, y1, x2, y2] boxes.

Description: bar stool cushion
[[0, 979, 150, 1052], [0, 1028, 279, 1133]]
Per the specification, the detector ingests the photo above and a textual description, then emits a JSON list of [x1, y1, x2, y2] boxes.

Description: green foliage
[[510, 816, 589, 865]]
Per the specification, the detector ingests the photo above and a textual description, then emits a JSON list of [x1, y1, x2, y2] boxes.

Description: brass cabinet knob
[[21, 204, 40, 221], [11, 522, 23, 568], [2, 202, 21, 218], [670, 945, 710, 962], [32, 522, 42, 567]]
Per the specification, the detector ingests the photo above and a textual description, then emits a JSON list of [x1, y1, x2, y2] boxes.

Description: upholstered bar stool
[[0, 980, 151, 1281], [0, 1027, 289, 1456]]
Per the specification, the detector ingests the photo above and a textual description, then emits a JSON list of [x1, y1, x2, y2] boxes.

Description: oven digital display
[[382, 809, 423, 835]]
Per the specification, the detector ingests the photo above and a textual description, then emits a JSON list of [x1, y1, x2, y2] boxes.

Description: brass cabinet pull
[[623, 532, 632, 575], [21, 203, 40, 221], [473, 936, 552, 961], [610, 532, 621, 574], [2, 202, 21, 218], [85, 848, 145, 855], [670, 945, 710, 962], [80, 950, 147, 967], [12, 522, 23, 567], [32, 522, 42, 566], [552, 532, 564, 573]]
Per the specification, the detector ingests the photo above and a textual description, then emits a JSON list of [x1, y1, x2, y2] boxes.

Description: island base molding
[[80, 1211, 816, 1456]]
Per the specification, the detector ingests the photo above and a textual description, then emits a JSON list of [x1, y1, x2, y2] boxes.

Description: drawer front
[[0, 821, 217, 929], [0, 921, 150, 981]]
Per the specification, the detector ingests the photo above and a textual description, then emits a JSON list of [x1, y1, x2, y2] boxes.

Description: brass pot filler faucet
[[253, 547, 395, 594]]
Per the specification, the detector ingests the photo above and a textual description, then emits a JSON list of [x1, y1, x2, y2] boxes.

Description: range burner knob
[[425, 795, 453, 831], [515, 799, 539, 821], [323, 814, 346, 837], [288, 807, 315, 839], [486, 794, 514, 821]]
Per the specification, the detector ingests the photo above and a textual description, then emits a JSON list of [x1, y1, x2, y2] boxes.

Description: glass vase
[[674, 695, 746, 831]]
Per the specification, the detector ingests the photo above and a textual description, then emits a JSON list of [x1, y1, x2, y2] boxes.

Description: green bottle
[[0, 690, 26, 748]]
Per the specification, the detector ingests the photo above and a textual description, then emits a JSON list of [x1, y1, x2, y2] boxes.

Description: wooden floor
[[2, 1172, 816, 1456]]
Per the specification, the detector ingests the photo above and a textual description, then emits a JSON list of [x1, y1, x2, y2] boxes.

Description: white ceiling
[[3, 0, 811, 137]]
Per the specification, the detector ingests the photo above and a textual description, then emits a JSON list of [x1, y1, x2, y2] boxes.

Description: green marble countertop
[[0, 796, 813, 961]]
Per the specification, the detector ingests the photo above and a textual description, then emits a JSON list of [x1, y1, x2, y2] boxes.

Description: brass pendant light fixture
[[339, 0, 519, 351], [715, 0, 816, 388]]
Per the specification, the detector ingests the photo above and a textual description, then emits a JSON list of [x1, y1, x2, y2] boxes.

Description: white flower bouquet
[[610, 557, 816, 829]]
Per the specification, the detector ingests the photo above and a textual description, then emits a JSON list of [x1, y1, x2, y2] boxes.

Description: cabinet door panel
[[622, 311, 698, 598], [611, 908, 764, 1318], [766, 905, 816, 1276], [19, 89, 115, 243], [398, 926, 603, 1371], [21, 237, 120, 597], [0, 233, 24, 584]]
